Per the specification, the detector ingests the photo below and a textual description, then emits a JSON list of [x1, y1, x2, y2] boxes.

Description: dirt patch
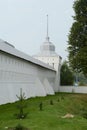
[[61, 113, 74, 118]]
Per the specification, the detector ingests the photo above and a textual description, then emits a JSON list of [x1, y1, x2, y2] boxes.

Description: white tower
[[34, 15, 62, 92]]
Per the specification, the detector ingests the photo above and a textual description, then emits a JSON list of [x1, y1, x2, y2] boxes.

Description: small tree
[[15, 88, 28, 119], [60, 61, 74, 85], [50, 100, 53, 105], [14, 123, 24, 130], [12, 123, 30, 130], [39, 102, 43, 111]]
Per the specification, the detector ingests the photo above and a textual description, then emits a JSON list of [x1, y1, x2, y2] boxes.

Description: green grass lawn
[[0, 93, 87, 130]]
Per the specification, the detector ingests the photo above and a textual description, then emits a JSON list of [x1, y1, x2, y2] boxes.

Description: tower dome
[[40, 36, 55, 54]]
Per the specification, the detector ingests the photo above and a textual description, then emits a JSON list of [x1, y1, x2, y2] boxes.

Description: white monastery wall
[[59, 86, 87, 93], [34, 56, 61, 92], [0, 51, 56, 104]]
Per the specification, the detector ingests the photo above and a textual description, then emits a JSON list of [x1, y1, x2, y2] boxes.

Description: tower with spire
[[40, 15, 56, 56], [33, 15, 62, 92]]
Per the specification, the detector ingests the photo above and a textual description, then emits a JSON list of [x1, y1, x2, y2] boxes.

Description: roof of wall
[[0, 39, 56, 71]]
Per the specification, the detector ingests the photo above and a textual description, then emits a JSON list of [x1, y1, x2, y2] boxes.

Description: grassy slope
[[0, 93, 87, 130]]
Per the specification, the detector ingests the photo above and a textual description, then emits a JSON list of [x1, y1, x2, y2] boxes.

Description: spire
[[47, 14, 48, 37], [46, 14, 50, 42]]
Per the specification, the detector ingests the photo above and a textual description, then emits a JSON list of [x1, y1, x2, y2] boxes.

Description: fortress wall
[[0, 51, 56, 104]]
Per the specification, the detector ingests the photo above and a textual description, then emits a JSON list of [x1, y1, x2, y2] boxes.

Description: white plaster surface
[[0, 40, 57, 104], [59, 86, 87, 93], [34, 56, 61, 92]]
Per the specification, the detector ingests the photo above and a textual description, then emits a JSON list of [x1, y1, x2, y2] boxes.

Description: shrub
[[39, 102, 43, 111], [14, 124, 24, 130], [57, 98, 60, 102], [13, 123, 29, 130], [50, 100, 53, 105], [61, 96, 64, 100], [15, 88, 28, 119]]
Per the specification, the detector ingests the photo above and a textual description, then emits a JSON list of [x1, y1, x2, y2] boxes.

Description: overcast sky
[[0, 0, 75, 61]]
